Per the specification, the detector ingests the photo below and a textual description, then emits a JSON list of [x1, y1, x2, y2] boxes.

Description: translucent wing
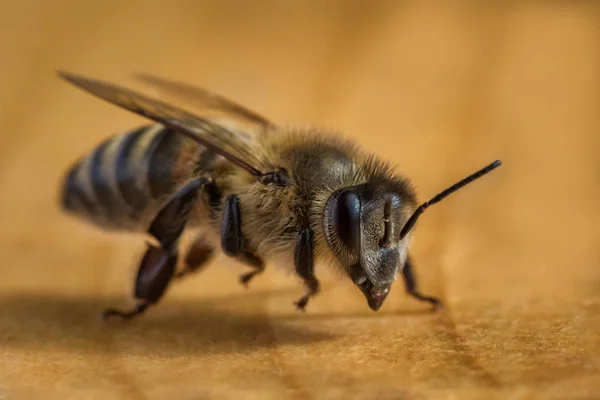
[[58, 71, 273, 180], [132, 72, 272, 129]]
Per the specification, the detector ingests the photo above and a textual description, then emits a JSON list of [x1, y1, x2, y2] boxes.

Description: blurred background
[[0, 1, 599, 399]]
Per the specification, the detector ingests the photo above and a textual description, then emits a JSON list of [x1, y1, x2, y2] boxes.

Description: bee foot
[[407, 289, 444, 312], [102, 303, 148, 320], [422, 296, 443, 312], [175, 270, 189, 279], [240, 273, 253, 288], [240, 270, 262, 288], [294, 296, 309, 311], [430, 298, 444, 312]]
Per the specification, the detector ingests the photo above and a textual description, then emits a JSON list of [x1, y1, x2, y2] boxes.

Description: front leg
[[401, 254, 443, 311], [293, 228, 320, 311], [220, 195, 265, 286]]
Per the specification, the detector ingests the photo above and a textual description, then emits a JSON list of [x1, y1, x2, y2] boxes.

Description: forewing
[[58, 71, 272, 179], [132, 72, 272, 129]]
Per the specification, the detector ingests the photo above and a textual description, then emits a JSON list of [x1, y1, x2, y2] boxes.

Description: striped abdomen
[[61, 124, 217, 231]]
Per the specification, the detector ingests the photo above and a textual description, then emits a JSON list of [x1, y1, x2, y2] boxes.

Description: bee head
[[323, 178, 417, 311]]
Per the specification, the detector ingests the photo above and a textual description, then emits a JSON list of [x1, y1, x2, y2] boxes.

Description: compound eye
[[333, 189, 361, 253]]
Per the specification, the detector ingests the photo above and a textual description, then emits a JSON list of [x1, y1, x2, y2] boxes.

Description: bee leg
[[176, 236, 215, 279], [238, 253, 264, 287], [103, 178, 209, 320], [220, 195, 266, 287], [221, 195, 244, 254], [103, 303, 148, 319], [401, 255, 443, 311], [293, 228, 319, 311], [103, 244, 177, 320]]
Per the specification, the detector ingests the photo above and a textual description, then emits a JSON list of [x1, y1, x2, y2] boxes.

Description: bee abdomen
[[61, 124, 207, 230]]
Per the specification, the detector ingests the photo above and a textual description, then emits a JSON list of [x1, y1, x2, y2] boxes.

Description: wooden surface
[[1, 1, 599, 399]]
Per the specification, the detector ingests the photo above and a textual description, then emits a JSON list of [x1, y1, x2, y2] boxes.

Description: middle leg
[[176, 235, 215, 279], [220, 194, 265, 286]]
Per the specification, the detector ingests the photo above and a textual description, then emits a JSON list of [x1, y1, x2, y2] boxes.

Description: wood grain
[[1, 1, 599, 399]]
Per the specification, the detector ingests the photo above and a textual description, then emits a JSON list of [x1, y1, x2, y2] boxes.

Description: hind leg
[[103, 178, 210, 320], [103, 243, 177, 319]]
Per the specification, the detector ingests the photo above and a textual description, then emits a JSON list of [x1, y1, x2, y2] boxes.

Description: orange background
[[0, 1, 598, 399]]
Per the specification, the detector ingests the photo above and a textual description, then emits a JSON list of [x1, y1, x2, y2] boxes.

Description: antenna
[[399, 160, 502, 241]]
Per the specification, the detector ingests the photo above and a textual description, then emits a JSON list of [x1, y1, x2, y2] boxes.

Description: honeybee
[[58, 71, 501, 319]]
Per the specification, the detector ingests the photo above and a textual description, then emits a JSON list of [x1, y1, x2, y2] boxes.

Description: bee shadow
[[0, 290, 334, 357]]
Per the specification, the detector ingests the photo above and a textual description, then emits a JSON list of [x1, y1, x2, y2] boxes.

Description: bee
[[58, 71, 501, 319]]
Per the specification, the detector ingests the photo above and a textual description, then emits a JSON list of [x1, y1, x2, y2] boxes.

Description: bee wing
[[58, 71, 273, 179], [132, 72, 271, 129]]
